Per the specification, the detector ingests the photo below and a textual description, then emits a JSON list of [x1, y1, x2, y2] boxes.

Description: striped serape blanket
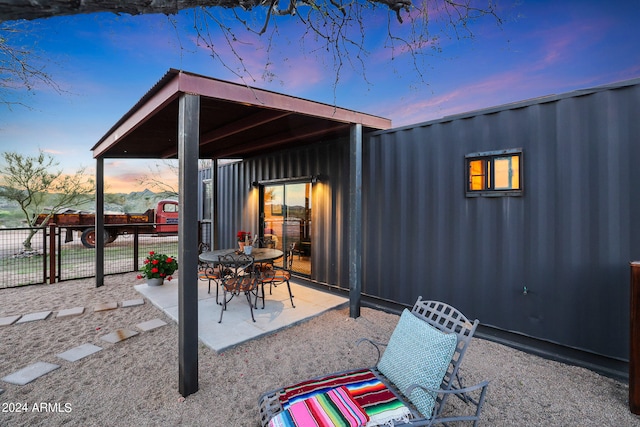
[[276, 369, 412, 427], [269, 386, 369, 427]]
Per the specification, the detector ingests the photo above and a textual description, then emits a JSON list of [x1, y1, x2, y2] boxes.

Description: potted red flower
[[137, 251, 178, 286]]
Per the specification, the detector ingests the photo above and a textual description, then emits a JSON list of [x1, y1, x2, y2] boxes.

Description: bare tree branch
[[0, 21, 63, 107], [0, 1, 503, 107]]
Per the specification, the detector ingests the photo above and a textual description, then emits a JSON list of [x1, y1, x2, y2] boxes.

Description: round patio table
[[198, 248, 284, 265]]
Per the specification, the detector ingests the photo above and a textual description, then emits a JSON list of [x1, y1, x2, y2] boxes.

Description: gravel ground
[[0, 272, 638, 426]]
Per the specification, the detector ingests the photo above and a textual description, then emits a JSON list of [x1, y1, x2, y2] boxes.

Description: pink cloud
[[102, 159, 178, 193], [373, 69, 546, 126], [189, 26, 325, 90]]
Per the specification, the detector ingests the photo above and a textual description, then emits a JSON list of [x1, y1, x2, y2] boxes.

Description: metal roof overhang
[[91, 69, 392, 160]]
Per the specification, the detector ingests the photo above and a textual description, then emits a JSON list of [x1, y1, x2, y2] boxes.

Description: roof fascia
[[176, 72, 391, 130], [92, 72, 181, 158]]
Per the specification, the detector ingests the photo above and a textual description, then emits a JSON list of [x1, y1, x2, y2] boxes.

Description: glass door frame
[[257, 177, 313, 276]]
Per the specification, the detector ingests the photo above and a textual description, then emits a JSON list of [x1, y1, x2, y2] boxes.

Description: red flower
[[152, 259, 159, 265], [166, 257, 173, 263], [136, 275, 142, 279], [167, 276, 173, 281], [151, 267, 159, 273], [149, 251, 155, 255]]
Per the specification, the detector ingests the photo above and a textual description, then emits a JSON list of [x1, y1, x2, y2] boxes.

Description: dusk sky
[[1, 0, 639, 193]]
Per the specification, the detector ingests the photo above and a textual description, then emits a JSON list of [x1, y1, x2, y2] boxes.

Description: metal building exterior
[[209, 78, 640, 377]]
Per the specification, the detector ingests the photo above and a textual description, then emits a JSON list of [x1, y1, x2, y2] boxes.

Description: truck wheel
[[80, 228, 111, 248], [106, 231, 118, 244]]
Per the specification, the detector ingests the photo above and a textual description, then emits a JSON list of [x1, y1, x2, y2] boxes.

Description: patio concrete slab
[[56, 306, 85, 319], [56, 343, 103, 362], [100, 329, 139, 343], [15, 310, 51, 324], [136, 318, 167, 332], [135, 277, 348, 353], [0, 315, 21, 326], [122, 298, 145, 308], [2, 362, 60, 385], [94, 302, 118, 312]]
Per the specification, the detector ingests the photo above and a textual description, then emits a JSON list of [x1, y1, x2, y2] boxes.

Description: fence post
[[49, 224, 57, 284], [133, 226, 139, 272], [42, 226, 48, 284]]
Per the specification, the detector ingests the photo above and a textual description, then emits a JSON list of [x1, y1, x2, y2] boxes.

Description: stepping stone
[[16, 311, 51, 324], [94, 302, 118, 312], [136, 318, 167, 332], [56, 306, 85, 319], [0, 315, 21, 326], [100, 329, 139, 344], [57, 343, 103, 362], [1, 362, 60, 385], [122, 299, 144, 308]]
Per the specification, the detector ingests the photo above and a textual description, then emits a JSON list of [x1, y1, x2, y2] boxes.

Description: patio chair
[[198, 262, 222, 304], [256, 263, 295, 309], [287, 242, 301, 269], [218, 253, 260, 323], [258, 297, 489, 427]]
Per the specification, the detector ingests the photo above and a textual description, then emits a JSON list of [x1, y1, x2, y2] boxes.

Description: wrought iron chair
[[198, 262, 222, 303], [287, 242, 301, 269], [218, 253, 260, 323], [256, 263, 295, 309], [197, 242, 223, 303], [251, 238, 295, 309], [258, 297, 489, 427]]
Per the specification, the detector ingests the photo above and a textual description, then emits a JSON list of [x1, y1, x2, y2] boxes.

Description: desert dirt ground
[[0, 272, 639, 426]]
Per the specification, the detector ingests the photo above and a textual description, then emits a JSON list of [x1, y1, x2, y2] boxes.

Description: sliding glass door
[[262, 182, 311, 275]]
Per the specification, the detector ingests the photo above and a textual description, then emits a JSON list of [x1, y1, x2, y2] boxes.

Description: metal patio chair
[[198, 262, 222, 303], [218, 253, 260, 323], [258, 297, 489, 426], [197, 242, 222, 303], [251, 238, 294, 309], [256, 263, 295, 309]]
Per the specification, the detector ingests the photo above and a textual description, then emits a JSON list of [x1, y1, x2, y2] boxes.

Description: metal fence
[[0, 225, 179, 289]]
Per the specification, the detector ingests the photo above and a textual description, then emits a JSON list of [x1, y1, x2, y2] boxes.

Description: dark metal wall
[[211, 78, 640, 364], [364, 79, 640, 361], [215, 140, 351, 288]]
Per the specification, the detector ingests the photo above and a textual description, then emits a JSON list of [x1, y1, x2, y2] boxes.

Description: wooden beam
[[214, 122, 350, 158], [200, 110, 292, 145]]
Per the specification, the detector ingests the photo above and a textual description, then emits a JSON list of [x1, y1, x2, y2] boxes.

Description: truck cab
[[155, 200, 179, 233]]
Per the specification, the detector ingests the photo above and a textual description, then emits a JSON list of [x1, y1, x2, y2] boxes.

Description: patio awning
[[91, 69, 391, 160], [91, 69, 390, 399]]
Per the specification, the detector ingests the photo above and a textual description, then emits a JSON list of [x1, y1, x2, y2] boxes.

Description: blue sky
[[1, 0, 639, 193]]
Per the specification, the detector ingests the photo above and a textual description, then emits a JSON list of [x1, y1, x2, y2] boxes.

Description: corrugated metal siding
[[216, 140, 351, 288], [364, 82, 640, 360], [213, 79, 640, 361]]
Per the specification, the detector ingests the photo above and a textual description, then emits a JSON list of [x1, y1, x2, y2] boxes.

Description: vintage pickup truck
[[35, 200, 178, 248]]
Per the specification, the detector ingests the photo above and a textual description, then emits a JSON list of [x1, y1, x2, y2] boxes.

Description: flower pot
[[238, 242, 245, 251], [147, 277, 164, 287], [244, 245, 253, 255]]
